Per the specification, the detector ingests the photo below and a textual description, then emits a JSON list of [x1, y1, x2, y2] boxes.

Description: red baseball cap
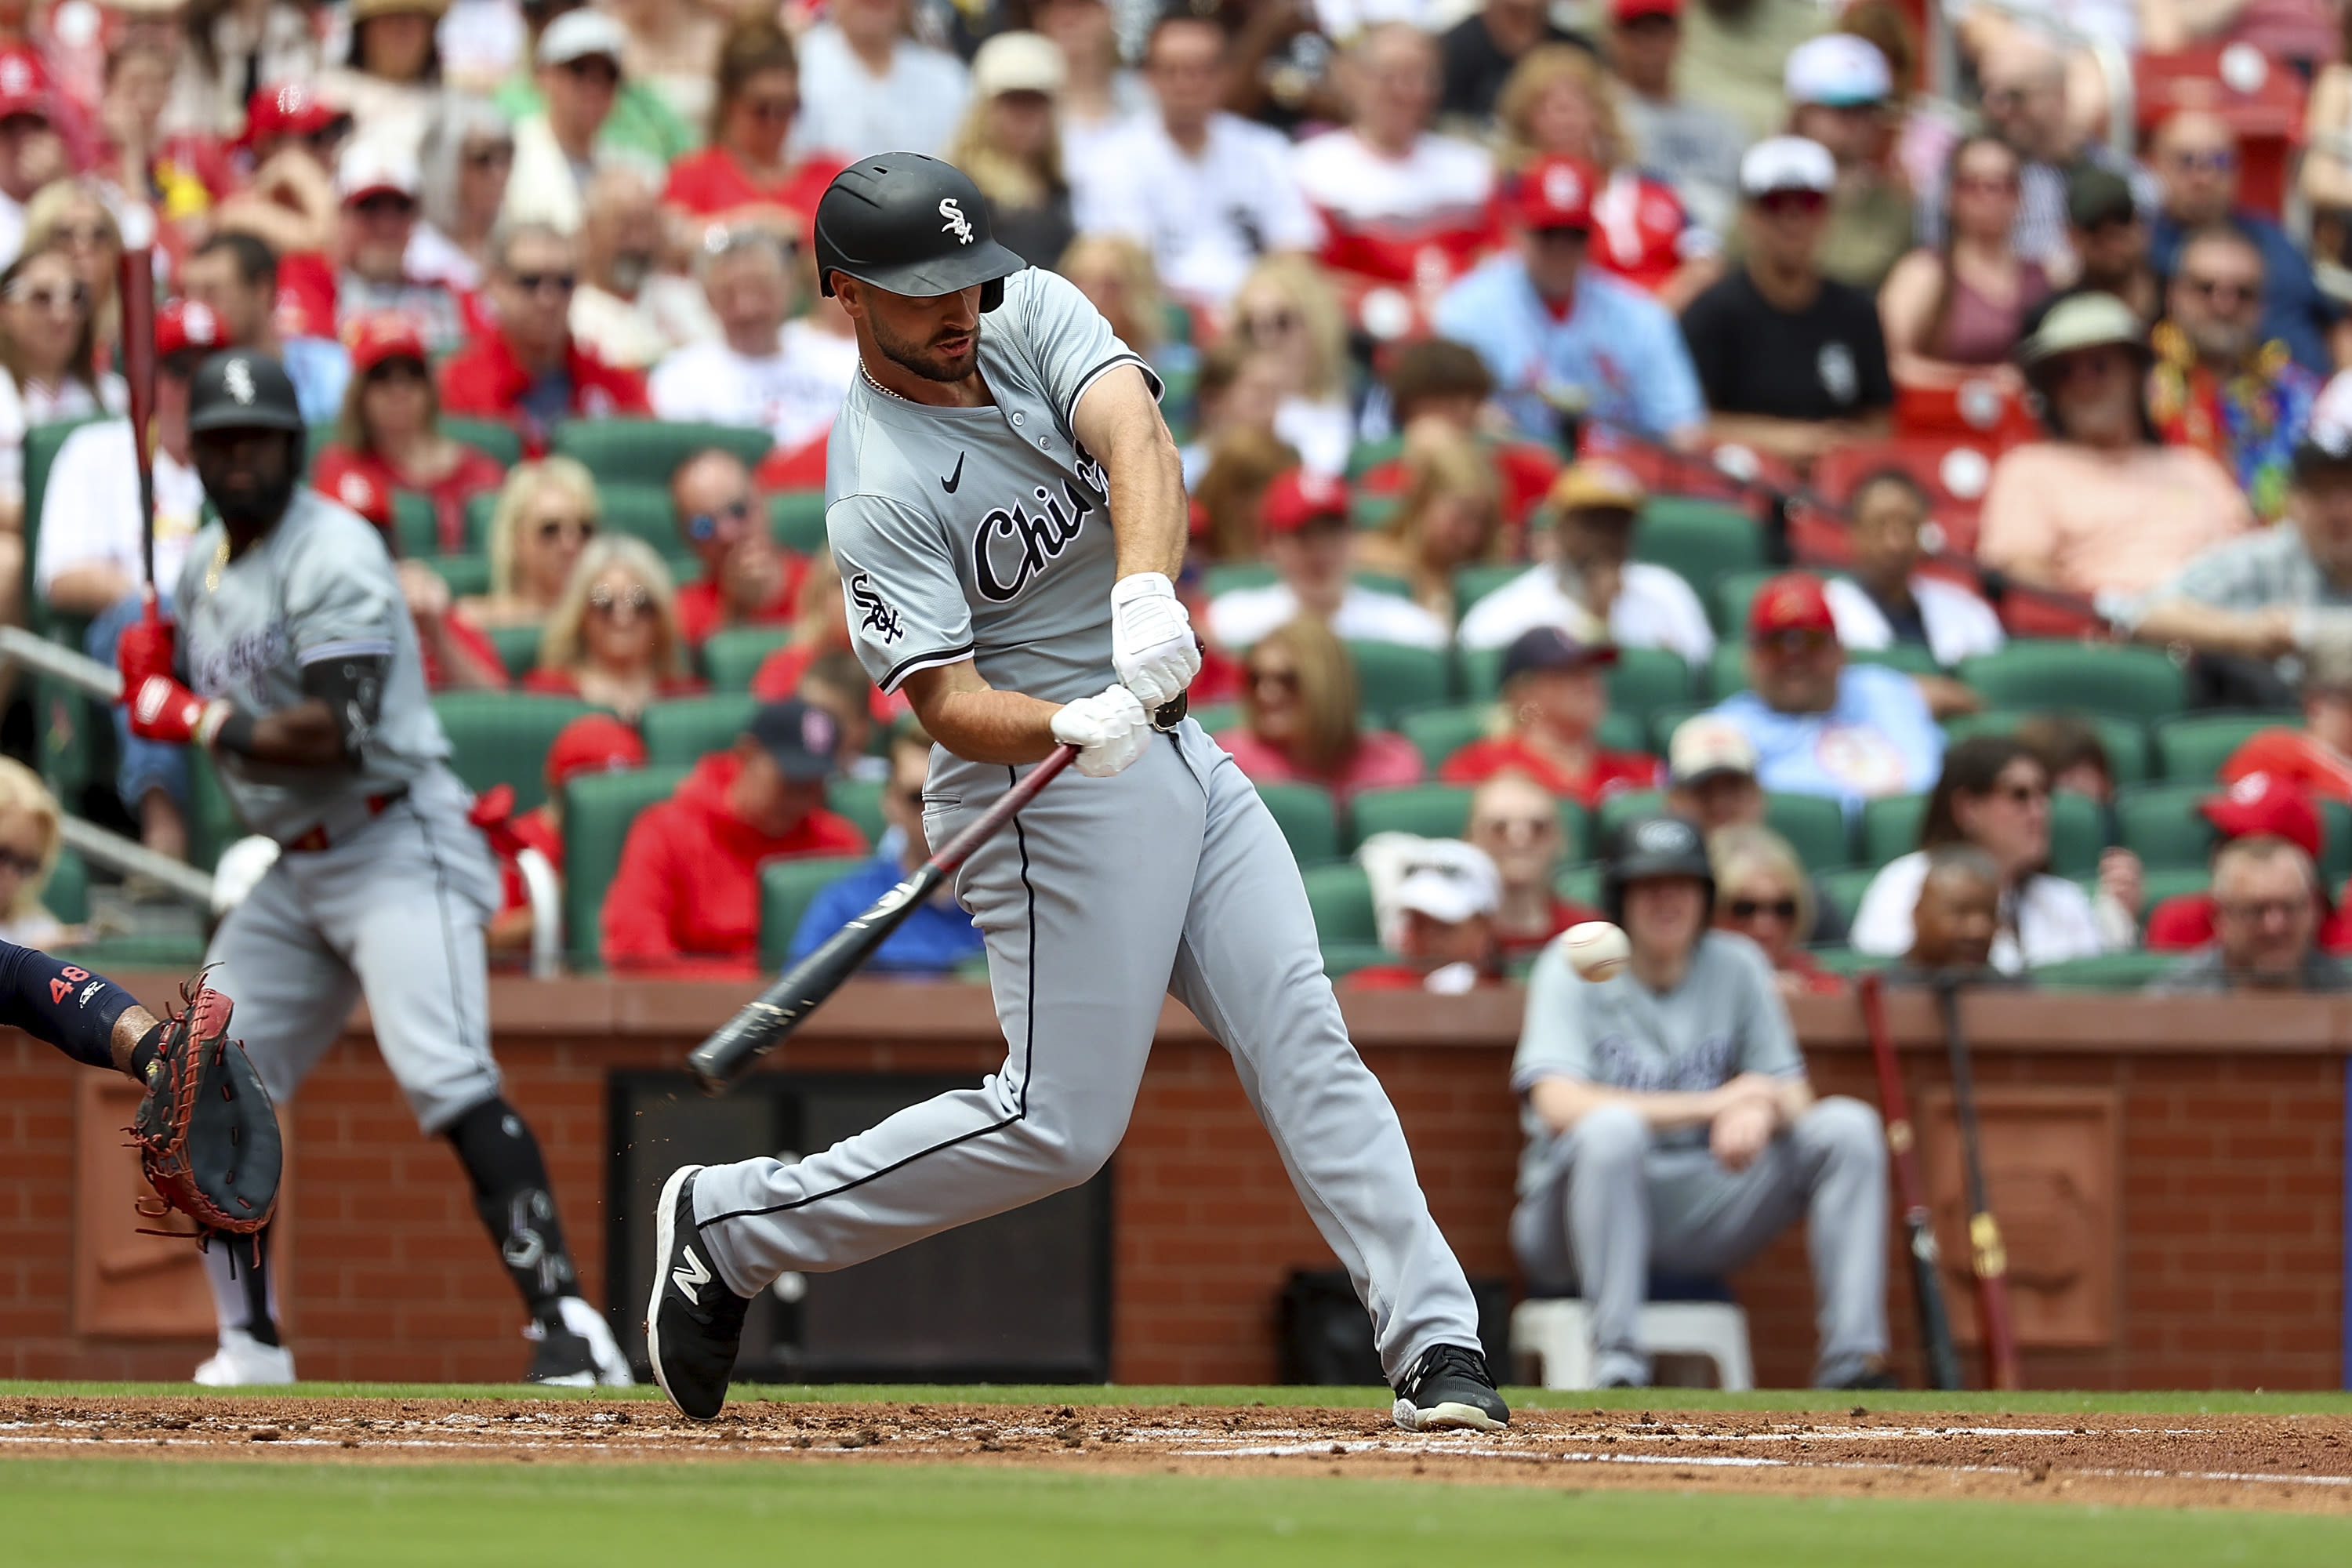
[[544, 713, 648, 791], [0, 46, 48, 122], [2201, 772, 2323, 862], [156, 299, 225, 361], [1259, 468, 1350, 535], [1612, 0, 1681, 20], [346, 313, 427, 374], [1515, 156, 1596, 232], [1748, 571, 1838, 639], [244, 80, 343, 147]]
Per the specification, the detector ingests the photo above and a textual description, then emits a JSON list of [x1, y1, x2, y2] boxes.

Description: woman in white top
[[0, 245, 127, 641], [1226, 254, 1356, 477], [1851, 734, 2142, 974]]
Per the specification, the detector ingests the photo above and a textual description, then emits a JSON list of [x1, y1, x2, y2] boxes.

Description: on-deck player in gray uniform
[[116, 350, 630, 1388], [646, 154, 1506, 1431]]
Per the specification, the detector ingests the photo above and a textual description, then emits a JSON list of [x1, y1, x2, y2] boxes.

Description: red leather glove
[[117, 605, 177, 693], [126, 675, 227, 746]]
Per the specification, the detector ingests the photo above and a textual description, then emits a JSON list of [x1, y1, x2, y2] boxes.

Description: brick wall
[[2, 982, 2342, 1388]]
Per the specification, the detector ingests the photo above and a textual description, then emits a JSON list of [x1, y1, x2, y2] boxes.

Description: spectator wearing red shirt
[[670, 447, 805, 648], [2219, 644, 2352, 806], [314, 461, 506, 691], [602, 697, 869, 974], [1467, 773, 1602, 959], [661, 18, 844, 248], [1356, 338, 1559, 531], [1441, 625, 1661, 804], [1346, 840, 1508, 991], [311, 314, 506, 556], [2143, 772, 2352, 953], [1213, 616, 1425, 804], [436, 222, 648, 455], [481, 713, 648, 954], [521, 535, 705, 720]]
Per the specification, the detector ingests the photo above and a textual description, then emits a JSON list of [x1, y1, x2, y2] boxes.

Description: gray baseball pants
[[1509, 1097, 1889, 1386], [691, 719, 1484, 1379]]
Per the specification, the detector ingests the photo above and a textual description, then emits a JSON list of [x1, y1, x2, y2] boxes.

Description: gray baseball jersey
[[826, 267, 1149, 707], [172, 488, 448, 842], [688, 267, 1488, 1388]]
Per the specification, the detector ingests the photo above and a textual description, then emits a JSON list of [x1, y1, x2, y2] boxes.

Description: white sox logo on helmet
[[938, 198, 974, 245], [224, 358, 257, 404]]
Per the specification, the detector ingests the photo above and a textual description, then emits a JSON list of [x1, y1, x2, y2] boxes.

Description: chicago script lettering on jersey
[[193, 622, 289, 706], [971, 477, 1096, 602], [849, 571, 906, 643]]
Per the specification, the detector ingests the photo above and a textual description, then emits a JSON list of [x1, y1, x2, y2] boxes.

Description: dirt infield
[[4, 1396, 2350, 1514]]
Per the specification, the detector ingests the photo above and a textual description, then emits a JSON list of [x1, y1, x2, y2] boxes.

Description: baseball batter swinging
[[114, 351, 630, 1387], [647, 154, 1505, 1431]]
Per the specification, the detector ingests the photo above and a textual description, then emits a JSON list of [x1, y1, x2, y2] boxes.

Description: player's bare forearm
[[111, 1004, 159, 1075], [903, 659, 1065, 765], [238, 698, 358, 768], [1072, 363, 1186, 581]]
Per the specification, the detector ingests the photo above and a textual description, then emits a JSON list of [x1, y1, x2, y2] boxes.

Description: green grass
[[8, 1460, 2349, 1567], [5, 1381, 2352, 1417]]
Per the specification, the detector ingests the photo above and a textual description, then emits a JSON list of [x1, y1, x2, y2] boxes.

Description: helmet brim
[[187, 406, 307, 434], [821, 241, 1028, 301]]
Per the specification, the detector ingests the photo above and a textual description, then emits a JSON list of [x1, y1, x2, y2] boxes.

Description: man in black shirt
[[1439, 0, 1593, 125], [1679, 135, 1893, 464]]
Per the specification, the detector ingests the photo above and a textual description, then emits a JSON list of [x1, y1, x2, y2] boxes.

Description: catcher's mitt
[[129, 976, 280, 1236]]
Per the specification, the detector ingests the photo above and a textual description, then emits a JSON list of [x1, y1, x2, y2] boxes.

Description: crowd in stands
[[0, 0, 2350, 1002]]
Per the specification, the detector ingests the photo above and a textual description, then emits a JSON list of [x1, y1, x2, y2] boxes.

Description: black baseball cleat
[[644, 1165, 750, 1421], [1391, 1343, 1510, 1432]]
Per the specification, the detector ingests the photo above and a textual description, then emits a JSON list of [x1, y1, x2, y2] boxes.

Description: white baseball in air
[[1562, 921, 1629, 982]]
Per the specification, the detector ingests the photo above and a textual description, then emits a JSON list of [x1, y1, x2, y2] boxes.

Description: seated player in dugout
[[647, 154, 1508, 1435], [1508, 814, 1896, 1389], [113, 350, 630, 1388]]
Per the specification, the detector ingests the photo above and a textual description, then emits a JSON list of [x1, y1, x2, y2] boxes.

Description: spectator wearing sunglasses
[[1214, 616, 1424, 804], [2147, 225, 2322, 520], [334, 141, 476, 354], [2060, 165, 2160, 325], [1467, 773, 1603, 960], [2148, 110, 2340, 378], [788, 721, 982, 975], [1679, 136, 1893, 466], [503, 9, 635, 237], [662, 19, 842, 249], [1710, 823, 1841, 997], [666, 448, 803, 648], [0, 244, 123, 546], [648, 230, 857, 460], [410, 97, 514, 293], [21, 180, 124, 370], [522, 535, 704, 720], [312, 314, 506, 557], [1707, 572, 1942, 814], [1849, 735, 2140, 975], [464, 457, 601, 630], [437, 222, 648, 454]]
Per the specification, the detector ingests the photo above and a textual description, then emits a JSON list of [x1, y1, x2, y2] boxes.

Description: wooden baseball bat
[[1857, 972, 1962, 1390], [1933, 978, 2022, 1390], [116, 207, 158, 594]]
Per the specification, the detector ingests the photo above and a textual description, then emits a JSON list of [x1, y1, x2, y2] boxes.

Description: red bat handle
[[118, 238, 158, 593]]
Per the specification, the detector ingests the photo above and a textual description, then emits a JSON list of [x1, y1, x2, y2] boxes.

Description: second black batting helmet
[[1600, 814, 1715, 927], [814, 151, 1027, 310], [187, 350, 305, 435]]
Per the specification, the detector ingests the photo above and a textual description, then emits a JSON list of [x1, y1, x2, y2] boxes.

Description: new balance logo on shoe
[[672, 1246, 712, 1305]]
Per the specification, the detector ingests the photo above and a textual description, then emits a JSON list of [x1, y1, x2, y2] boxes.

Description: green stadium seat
[[1592, 789, 1849, 871], [1457, 644, 1690, 733], [56, 931, 209, 970], [563, 764, 689, 969], [1453, 563, 1524, 616], [442, 416, 524, 469], [1187, 702, 1240, 736], [1351, 493, 1402, 531], [593, 483, 688, 562], [1942, 710, 2151, 787], [1955, 641, 2188, 724], [1399, 704, 1486, 771], [430, 554, 492, 597], [1632, 498, 1763, 597], [432, 691, 594, 810], [463, 490, 497, 550], [485, 622, 542, 681], [391, 491, 438, 558], [2114, 782, 2216, 869], [1201, 562, 1276, 598], [642, 693, 758, 768], [1347, 640, 1450, 724], [1252, 780, 1341, 864], [1555, 860, 1601, 909], [1860, 793, 1926, 867], [1350, 782, 1588, 858], [2139, 864, 2212, 917], [769, 490, 826, 554], [829, 777, 886, 844], [43, 845, 88, 925], [1320, 938, 1391, 978], [757, 855, 866, 972], [1647, 701, 1711, 754], [1301, 862, 1377, 942], [1815, 866, 1878, 931], [1708, 567, 1790, 641], [704, 626, 793, 690], [1857, 789, 2103, 879], [1803, 946, 1881, 977], [550, 418, 771, 485], [24, 416, 111, 800], [2033, 950, 2180, 989], [2153, 712, 2295, 782], [1344, 435, 1403, 481]]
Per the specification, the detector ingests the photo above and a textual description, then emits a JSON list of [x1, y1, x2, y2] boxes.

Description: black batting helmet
[[814, 151, 1026, 311], [187, 350, 305, 435], [1600, 814, 1715, 927]]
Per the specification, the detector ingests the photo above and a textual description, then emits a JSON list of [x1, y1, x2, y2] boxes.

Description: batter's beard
[[873, 314, 982, 383]]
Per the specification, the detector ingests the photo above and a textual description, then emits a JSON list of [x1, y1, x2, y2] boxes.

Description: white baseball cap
[[539, 8, 626, 68], [1393, 841, 1503, 925], [336, 140, 420, 204], [1668, 715, 1759, 786], [1784, 34, 1892, 107], [1740, 135, 1837, 198], [971, 31, 1067, 98]]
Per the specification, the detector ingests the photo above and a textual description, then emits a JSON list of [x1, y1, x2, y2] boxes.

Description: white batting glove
[[1051, 684, 1149, 778], [1109, 572, 1201, 710]]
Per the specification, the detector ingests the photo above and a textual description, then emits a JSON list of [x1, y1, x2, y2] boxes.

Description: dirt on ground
[[2, 1396, 2348, 1514]]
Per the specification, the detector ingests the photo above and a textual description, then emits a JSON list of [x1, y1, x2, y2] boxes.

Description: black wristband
[[212, 705, 260, 757]]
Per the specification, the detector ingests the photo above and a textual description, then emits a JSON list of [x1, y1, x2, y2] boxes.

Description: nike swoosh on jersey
[[941, 452, 965, 493]]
